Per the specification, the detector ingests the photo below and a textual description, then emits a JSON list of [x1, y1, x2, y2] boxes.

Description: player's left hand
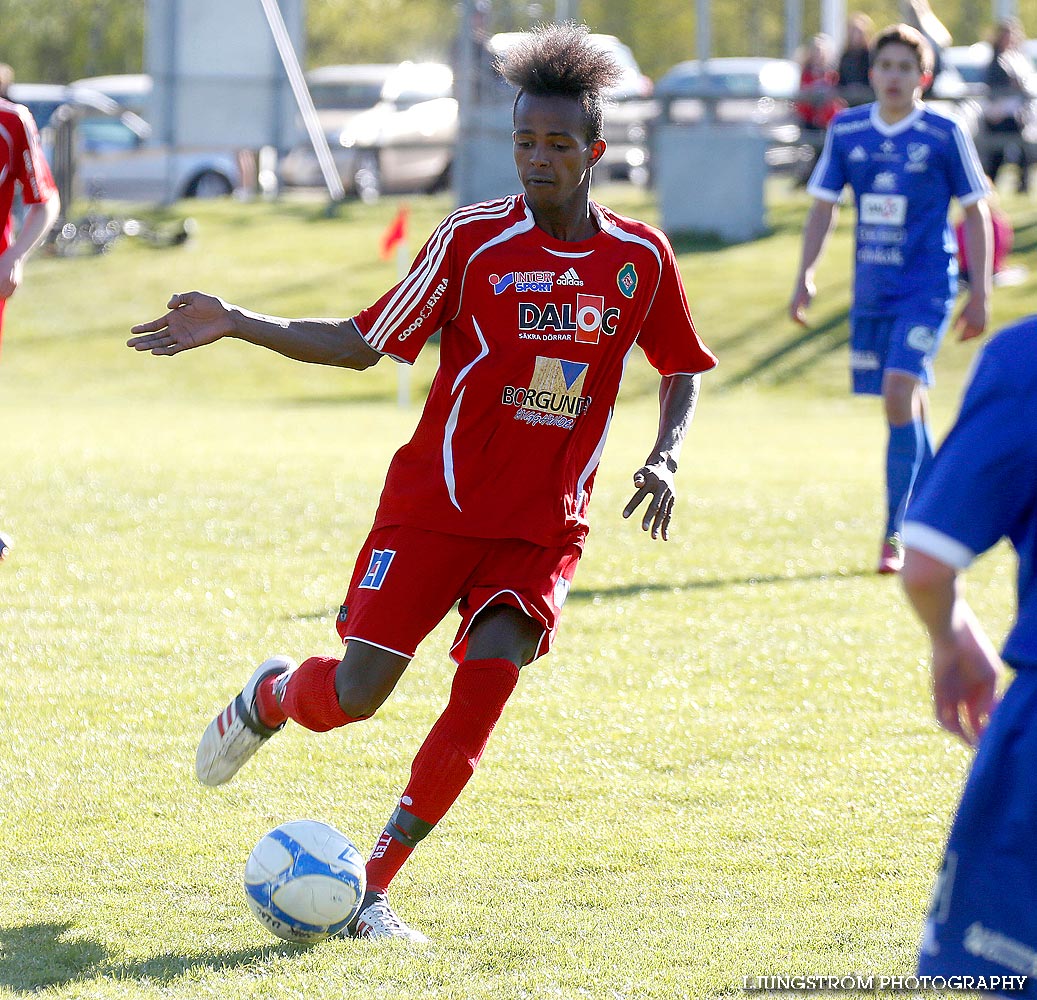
[[954, 293, 989, 342], [622, 464, 676, 541]]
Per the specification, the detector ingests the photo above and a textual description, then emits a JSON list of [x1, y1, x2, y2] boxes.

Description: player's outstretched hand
[[622, 464, 676, 541], [127, 291, 234, 355], [931, 607, 1003, 747]]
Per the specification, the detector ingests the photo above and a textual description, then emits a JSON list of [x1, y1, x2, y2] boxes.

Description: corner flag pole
[[256, 0, 345, 203], [379, 206, 412, 407]]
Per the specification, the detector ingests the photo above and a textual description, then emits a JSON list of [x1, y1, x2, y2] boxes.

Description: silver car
[[279, 63, 396, 187], [338, 61, 456, 199], [67, 74, 240, 201]]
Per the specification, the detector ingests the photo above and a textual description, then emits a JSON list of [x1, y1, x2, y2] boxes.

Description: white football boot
[[347, 891, 430, 944], [195, 655, 297, 786]]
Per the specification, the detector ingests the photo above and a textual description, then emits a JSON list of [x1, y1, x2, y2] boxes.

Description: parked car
[[69, 73, 151, 114], [280, 63, 395, 187], [944, 43, 993, 91], [318, 36, 652, 199], [11, 82, 116, 132], [655, 57, 800, 127], [50, 74, 241, 201], [654, 54, 980, 171], [489, 31, 654, 181], [338, 61, 456, 199]]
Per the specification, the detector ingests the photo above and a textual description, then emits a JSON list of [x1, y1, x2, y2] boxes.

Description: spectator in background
[[795, 34, 845, 131], [838, 12, 875, 105], [981, 17, 1037, 194], [0, 63, 61, 561]]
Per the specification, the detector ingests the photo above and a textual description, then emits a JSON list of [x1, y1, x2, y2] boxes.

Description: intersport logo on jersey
[[518, 294, 620, 344]]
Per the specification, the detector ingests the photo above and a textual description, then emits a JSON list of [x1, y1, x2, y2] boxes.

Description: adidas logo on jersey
[[556, 268, 584, 286]]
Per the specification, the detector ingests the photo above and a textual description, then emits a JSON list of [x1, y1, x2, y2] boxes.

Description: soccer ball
[[243, 819, 367, 943]]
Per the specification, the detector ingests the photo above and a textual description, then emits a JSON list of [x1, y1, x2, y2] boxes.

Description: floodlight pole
[[820, 0, 845, 51], [695, 0, 711, 63], [454, 0, 477, 207], [785, 0, 803, 59], [256, 0, 345, 204]]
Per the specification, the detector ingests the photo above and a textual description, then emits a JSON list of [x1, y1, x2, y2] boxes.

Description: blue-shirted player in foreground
[[789, 23, 992, 575], [901, 316, 1037, 996]]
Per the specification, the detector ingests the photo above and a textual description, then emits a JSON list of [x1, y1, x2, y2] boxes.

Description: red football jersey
[[0, 99, 57, 253], [353, 194, 717, 547]]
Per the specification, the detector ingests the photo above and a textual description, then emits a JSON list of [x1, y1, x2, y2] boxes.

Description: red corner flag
[[379, 205, 409, 260]]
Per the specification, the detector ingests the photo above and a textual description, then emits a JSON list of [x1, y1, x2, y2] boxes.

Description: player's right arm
[[127, 291, 381, 370], [789, 198, 838, 326]]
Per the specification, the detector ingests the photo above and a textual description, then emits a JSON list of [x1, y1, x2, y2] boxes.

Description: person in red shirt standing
[[128, 22, 716, 942], [0, 64, 61, 560]]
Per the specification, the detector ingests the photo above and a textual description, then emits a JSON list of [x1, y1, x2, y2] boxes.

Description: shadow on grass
[[0, 921, 316, 993], [716, 307, 850, 390], [1008, 217, 1037, 255], [565, 565, 873, 602], [292, 565, 874, 622]]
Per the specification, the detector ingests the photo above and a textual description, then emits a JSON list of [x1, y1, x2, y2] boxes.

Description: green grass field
[[0, 180, 1031, 999]]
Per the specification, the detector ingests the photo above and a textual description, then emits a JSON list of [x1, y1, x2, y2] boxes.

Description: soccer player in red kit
[[128, 22, 716, 941], [0, 64, 61, 560]]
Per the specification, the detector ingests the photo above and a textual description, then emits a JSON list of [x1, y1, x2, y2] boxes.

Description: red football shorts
[[336, 524, 582, 664]]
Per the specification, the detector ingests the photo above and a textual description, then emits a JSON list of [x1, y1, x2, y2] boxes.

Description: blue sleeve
[[806, 125, 845, 200], [945, 116, 989, 205], [907, 343, 1035, 560]]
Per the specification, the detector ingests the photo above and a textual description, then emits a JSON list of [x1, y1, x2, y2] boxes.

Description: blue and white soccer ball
[[243, 819, 366, 943]]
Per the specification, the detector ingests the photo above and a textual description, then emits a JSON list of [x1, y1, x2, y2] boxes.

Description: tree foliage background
[[4, 0, 1037, 86]]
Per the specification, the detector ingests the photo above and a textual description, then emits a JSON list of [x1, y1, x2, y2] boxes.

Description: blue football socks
[[885, 419, 932, 536]]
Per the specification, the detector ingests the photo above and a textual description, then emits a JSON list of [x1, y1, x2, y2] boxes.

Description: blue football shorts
[[849, 308, 952, 395], [918, 668, 1037, 996]]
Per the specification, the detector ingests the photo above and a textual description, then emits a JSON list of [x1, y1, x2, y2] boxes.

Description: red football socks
[[274, 656, 366, 732], [254, 674, 288, 728], [365, 657, 520, 891]]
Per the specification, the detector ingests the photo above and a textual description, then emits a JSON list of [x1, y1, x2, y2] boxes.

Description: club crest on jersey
[[517, 294, 619, 344], [490, 271, 554, 294], [906, 142, 931, 172], [617, 262, 638, 298], [501, 356, 592, 430]]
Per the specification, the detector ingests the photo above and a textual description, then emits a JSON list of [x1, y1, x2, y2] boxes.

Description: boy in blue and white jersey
[[790, 23, 992, 575], [901, 316, 1037, 996]]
